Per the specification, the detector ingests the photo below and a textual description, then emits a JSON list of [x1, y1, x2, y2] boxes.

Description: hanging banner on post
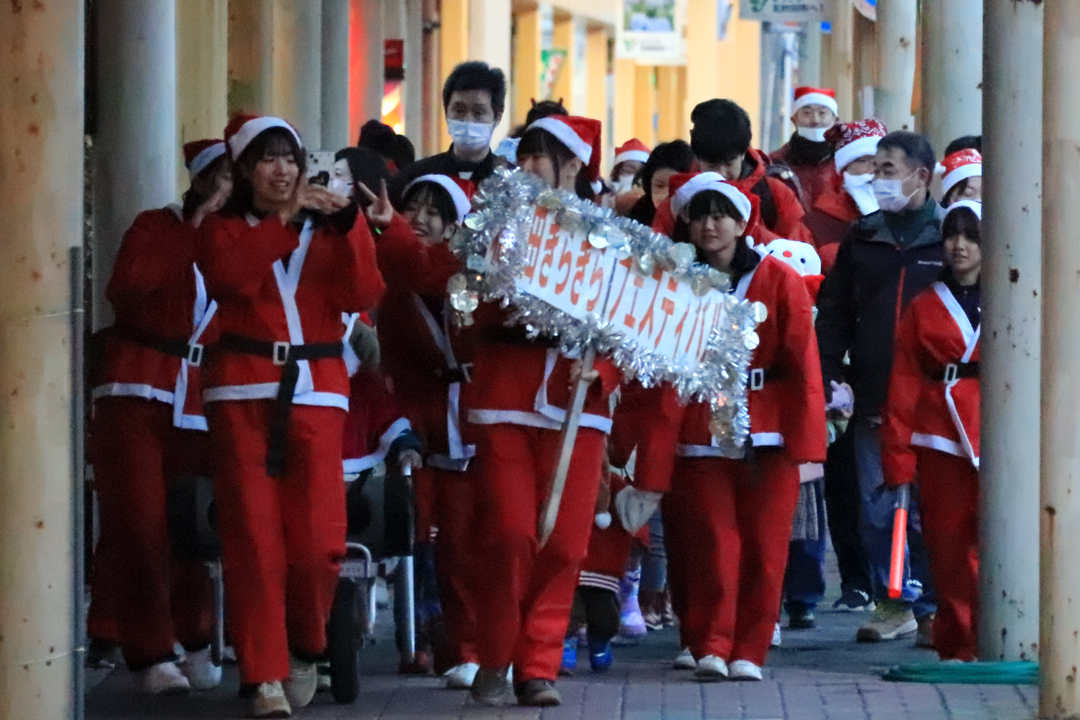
[[616, 0, 682, 62], [739, 0, 825, 23]]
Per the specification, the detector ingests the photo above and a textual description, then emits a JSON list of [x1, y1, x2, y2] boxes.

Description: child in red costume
[[615, 178, 826, 682], [460, 115, 623, 708], [199, 115, 385, 718], [881, 201, 982, 662], [89, 139, 229, 694]]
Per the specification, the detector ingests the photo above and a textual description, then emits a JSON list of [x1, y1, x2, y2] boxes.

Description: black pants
[[567, 586, 620, 645], [823, 426, 873, 596]]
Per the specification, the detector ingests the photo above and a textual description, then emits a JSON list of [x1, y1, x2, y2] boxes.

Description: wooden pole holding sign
[[538, 347, 597, 547]]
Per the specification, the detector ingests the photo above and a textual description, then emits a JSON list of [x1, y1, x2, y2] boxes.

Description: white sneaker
[[133, 660, 191, 695], [694, 655, 729, 680], [250, 681, 291, 718], [771, 622, 782, 647], [283, 657, 317, 708], [444, 662, 480, 689], [673, 647, 697, 670], [180, 646, 221, 690], [729, 659, 763, 681]]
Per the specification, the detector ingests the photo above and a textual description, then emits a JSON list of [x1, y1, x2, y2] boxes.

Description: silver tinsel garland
[[448, 168, 761, 454]]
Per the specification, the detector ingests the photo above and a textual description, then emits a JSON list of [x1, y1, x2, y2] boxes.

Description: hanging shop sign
[[616, 0, 682, 62], [739, 0, 826, 23]]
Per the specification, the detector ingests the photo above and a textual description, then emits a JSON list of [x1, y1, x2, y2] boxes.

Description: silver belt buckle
[[273, 341, 291, 366], [750, 368, 765, 391], [943, 363, 958, 383], [187, 343, 204, 367]]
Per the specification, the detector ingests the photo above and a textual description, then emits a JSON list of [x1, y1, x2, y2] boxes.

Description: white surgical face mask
[[796, 126, 829, 143], [873, 172, 919, 213], [447, 119, 494, 152], [843, 172, 879, 216], [326, 177, 352, 198]]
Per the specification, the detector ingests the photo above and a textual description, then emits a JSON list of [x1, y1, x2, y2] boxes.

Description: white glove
[[826, 381, 854, 418], [614, 485, 664, 534]]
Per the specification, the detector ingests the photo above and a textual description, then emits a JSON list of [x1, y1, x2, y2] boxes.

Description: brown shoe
[[915, 613, 936, 649], [249, 681, 291, 719], [470, 667, 511, 706], [639, 589, 664, 630], [517, 679, 562, 707]]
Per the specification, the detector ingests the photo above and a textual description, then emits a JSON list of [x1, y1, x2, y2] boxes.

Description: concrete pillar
[[322, 0, 351, 151], [513, 7, 542, 126], [440, 0, 470, 148], [921, 0, 982, 155], [613, 59, 637, 153], [825, 1, 854, 121], [228, 0, 274, 116], [421, 0, 442, 155], [801, 22, 822, 89], [1041, 2, 1080, 716], [685, 0, 718, 136], [634, 65, 656, 147], [656, 65, 681, 141], [979, 0, 1042, 667], [552, 12, 576, 110], [272, 1, 322, 148], [404, 0, 425, 146], [0, 2, 82, 719], [874, 0, 916, 132], [349, 0, 384, 145], [469, 0, 512, 140], [585, 27, 609, 123], [94, 0, 178, 330], [178, 0, 229, 180]]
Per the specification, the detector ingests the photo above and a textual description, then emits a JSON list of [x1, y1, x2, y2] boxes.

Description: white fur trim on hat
[[528, 117, 593, 164], [793, 92, 839, 116], [670, 172, 752, 222], [228, 117, 302, 160], [188, 142, 226, 182], [944, 199, 982, 222], [404, 174, 471, 223], [942, 163, 982, 198], [613, 150, 650, 167], [834, 135, 881, 172]]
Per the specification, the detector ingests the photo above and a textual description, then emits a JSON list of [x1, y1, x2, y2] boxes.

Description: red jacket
[[198, 210, 385, 409], [342, 366, 411, 474], [94, 206, 218, 430], [461, 302, 622, 436], [803, 175, 860, 273], [578, 472, 649, 591], [621, 254, 828, 493], [651, 150, 813, 244], [375, 214, 473, 467], [769, 142, 839, 213], [881, 282, 981, 487]]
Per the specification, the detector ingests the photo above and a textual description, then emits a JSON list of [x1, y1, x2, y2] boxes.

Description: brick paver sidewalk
[[85, 587, 1037, 720]]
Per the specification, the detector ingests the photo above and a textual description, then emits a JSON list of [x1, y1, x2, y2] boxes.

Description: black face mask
[[789, 132, 835, 164]]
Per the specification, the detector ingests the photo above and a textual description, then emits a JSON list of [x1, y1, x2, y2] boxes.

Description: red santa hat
[[792, 87, 839, 116], [613, 138, 651, 168], [224, 114, 303, 162], [941, 149, 982, 198], [403, 174, 475, 223], [826, 118, 888, 172], [669, 172, 753, 223], [183, 139, 226, 182], [528, 115, 603, 183]]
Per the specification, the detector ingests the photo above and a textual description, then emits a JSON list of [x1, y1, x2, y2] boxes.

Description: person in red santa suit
[[460, 115, 623, 707], [939, 149, 982, 207], [360, 172, 484, 687], [881, 201, 982, 662], [198, 115, 386, 719], [88, 139, 230, 694], [610, 138, 651, 214], [770, 87, 842, 212], [615, 178, 827, 682], [650, 99, 813, 244], [802, 119, 888, 273]]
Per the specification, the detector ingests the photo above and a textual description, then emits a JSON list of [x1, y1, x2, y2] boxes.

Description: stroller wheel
[[328, 578, 365, 704]]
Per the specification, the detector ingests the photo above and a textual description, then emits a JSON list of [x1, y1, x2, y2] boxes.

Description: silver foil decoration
[[449, 167, 760, 454]]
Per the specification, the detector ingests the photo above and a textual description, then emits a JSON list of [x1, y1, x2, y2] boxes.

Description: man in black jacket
[[388, 61, 508, 200], [816, 131, 943, 645]]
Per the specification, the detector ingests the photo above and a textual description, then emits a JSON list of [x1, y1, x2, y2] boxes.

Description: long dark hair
[[334, 146, 391, 208], [517, 127, 589, 199], [942, 205, 980, 243], [400, 182, 458, 228], [181, 154, 228, 219], [220, 128, 306, 217]]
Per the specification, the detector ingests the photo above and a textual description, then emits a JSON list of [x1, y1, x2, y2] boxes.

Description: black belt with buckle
[[113, 325, 205, 366], [931, 361, 979, 383], [748, 367, 781, 391], [437, 363, 473, 384], [217, 334, 343, 477]]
